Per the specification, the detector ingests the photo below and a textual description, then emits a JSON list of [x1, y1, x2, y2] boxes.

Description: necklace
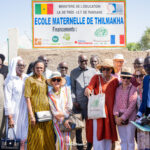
[[53, 89, 61, 96], [102, 74, 112, 83]]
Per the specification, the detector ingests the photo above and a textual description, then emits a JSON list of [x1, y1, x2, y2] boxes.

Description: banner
[[32, 0, 126, 48]]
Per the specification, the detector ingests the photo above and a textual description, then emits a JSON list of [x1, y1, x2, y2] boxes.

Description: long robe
[[86, 74, 119, 143], [4, 74, 28, 140]]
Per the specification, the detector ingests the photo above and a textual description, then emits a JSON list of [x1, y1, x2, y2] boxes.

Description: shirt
[[147, 81, 150, 108], [70, 66, 96, 103], [0, 65, 8, 79], [113, 84, 137, 121]]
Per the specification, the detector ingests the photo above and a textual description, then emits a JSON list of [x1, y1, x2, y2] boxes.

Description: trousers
[[118, 123, 135, 150]]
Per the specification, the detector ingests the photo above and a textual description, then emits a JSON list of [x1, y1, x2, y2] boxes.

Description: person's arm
[[84, 74, 97, 97], [70, 70, 77, 103], [121, 87, 137, 121], [4, 80, 14, 128], [26, 97, 36, 126]]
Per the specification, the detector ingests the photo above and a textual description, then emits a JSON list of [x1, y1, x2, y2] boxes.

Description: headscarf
[[4, 56, 23, 85]]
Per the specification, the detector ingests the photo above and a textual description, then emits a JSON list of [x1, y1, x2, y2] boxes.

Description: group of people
[[0, 53, 150, 150]]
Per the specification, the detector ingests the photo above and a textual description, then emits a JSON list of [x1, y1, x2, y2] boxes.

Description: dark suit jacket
[[0, 65, 8, 79], [139, 75, 150, 114]]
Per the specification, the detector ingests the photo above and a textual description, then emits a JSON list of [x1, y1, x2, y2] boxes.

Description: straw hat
[[120, 67, 132, 77], [113, 54, 124, 60], [96, 59, 114, 70], [46, 71, 66, 86]]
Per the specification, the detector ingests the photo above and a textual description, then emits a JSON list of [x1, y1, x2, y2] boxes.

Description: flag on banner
[[120, 35, 125, 44], [35, 4, 53, 15], [110, 35, 115, 44]]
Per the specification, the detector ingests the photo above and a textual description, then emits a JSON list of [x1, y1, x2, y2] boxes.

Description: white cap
[[113, 54, 124, 60]]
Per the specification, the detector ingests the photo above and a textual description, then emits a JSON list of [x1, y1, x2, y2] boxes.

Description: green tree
[[140, 28, 150, 50], [127, 42, 141, 51]]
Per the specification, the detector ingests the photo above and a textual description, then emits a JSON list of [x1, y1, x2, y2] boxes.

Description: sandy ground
[[18, 48, 146, 150]]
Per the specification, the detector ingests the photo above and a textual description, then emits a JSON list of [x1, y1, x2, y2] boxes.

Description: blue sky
[[0, 0, 150, 47]]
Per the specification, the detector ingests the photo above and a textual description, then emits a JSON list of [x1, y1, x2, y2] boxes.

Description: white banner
[[32, 1, 126, 48]]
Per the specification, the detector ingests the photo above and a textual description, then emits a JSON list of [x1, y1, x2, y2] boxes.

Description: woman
[[47, 71, 73, 150], [84, 59, 119, 150], [135, 68, 150, 149], [113, 67, 137, 150], [4, 57, 28, 149], [24, 60, 55, 150]]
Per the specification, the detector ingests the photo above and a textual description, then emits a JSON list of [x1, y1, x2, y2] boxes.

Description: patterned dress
[[48, 86, 73, 150], [24, 75, 55, 150], [137, 87, 150, 150]]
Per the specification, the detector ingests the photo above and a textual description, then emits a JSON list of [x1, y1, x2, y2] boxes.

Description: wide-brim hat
[[120, 67, 132, 77], [113, 54, 124, 60], [46, 71, 66, 86], [96, 59, 114, 70]]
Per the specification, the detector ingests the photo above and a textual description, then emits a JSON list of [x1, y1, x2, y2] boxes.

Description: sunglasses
[[101, 67, 111, 71], [121, 76, 131, 80], [80, 60, 88, 63], [17, 64, 26, 68], [144, 64, 150, 68], [134, 74, 144, 78], [51, 78, 61, 82], [60, 67, 68, 69]]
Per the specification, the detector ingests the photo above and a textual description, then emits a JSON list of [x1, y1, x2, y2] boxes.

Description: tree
[[127, 42, 141, 51], [140, 28, 150, 50]]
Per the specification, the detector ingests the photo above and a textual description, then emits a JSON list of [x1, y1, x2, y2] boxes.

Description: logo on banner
[[52, 36, 59, 42], [63, 33, 70, 41], [35, 38, 42, 45], [107, 3, 123, 14], [95, 27, 108, 37]]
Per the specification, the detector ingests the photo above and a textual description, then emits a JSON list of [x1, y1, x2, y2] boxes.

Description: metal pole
[[7, 38, 9, 66]]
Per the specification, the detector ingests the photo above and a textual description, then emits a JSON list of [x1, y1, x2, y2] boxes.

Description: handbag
[[59, 113, 84, 132], [119, 85, 132, 125], [88, 76, 106, 119], [35, 111, 52, 122], [0, 128, 20, 150]]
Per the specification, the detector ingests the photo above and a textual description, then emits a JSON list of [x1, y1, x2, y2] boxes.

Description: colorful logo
[[35, 3, 53, 15], [95, 27, 108, 37], [52, 36, 59, 42], [63, 33, 70, 41]]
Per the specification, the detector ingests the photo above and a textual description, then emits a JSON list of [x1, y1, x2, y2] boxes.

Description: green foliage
[[140, 28, 150, 50], [127, 42, 141, 51]]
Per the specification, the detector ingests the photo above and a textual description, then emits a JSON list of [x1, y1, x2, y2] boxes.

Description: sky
[[0, 0, 150, 49]]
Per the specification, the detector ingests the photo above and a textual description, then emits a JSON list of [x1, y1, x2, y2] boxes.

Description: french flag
[[110, 35, 125, 45]]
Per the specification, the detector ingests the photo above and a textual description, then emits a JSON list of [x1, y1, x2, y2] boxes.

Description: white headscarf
[[5, 56, 23, 85]]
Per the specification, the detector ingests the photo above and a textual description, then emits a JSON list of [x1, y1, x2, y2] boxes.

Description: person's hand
[[73, 102, 80, 109], [55, 112, 64, 121], [31, 116, 36, 127], [115, 117, 123, 125], [64, 120, 71, 129], [84, 88, 91, 98], [8, 118, 14, 128]]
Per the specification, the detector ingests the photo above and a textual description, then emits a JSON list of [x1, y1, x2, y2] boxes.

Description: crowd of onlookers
[[0, 53, 150, 150]]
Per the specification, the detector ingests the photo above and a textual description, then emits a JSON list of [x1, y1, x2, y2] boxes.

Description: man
[[113, 54, 124, 82], [70, 54, 96, 150], [137, 56, 150, 117], [57, 62, 71, 86], [38, 55, 52, 79], [131, 58, 144, 87], [0, 54, 8, 79], [90, 55, 100, 73]]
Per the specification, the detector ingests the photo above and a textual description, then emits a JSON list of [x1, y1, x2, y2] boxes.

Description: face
[[51, 77, 62, 89], [144, 57, 150, 75], [34, 62, 45, 76], [101, 66, 112, 77], [0, 58, 2, 69], [134, 71, 144, 84], [113, 59, 124, 71], [59, 63, 68, 76], [16, 60, 26, 76], [90, 57, 99, 69], [40, 56, 49, 68], [121, 76, 131, 86], [133, 58, 144, 70], [78, 55, 88, 69]]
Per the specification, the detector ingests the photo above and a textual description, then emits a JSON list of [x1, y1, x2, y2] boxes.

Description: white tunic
[[4, 74, 28, 140]]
